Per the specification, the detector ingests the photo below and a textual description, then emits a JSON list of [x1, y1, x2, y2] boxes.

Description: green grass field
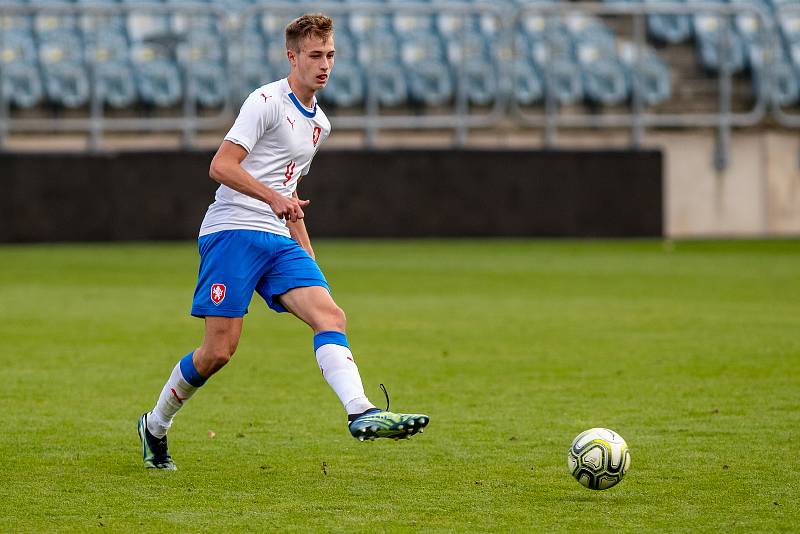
[[1, 239, 799, 532]]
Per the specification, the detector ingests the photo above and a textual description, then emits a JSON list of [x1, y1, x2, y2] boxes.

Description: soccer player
[[137, 14, 429, 470]]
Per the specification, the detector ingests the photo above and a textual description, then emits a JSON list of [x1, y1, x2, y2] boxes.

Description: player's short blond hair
[[285, 14, 334, 52]]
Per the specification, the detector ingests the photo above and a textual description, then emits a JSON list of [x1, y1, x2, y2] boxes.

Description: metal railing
[[0, 1, 796, 169], [772, 2, 800, 129]]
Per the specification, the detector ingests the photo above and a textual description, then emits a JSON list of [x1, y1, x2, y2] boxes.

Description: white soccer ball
[[567, 427, 631, 490]]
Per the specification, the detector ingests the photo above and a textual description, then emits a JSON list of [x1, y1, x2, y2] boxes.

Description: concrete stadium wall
[[0, 149, 662, 242]]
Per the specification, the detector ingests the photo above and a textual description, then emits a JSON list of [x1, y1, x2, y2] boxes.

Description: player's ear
[[287, 49, 296, 67]]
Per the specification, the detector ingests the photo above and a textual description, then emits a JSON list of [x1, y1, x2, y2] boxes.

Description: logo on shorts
[[312, 126, 321, 146], [210, 283, 226, 305]]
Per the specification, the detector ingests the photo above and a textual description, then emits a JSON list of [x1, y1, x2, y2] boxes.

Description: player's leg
[[138, 317, 243, 470], [139, 230, 263, 469], [279, 286, 429, 440], [278, 286, 375, 415]]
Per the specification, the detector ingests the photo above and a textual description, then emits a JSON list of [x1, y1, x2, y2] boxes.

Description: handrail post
[[714, 12, 732, 171], [631, 11, 645, 148]]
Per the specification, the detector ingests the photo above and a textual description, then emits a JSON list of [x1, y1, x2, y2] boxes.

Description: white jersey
[[199, 78, 331, 237]]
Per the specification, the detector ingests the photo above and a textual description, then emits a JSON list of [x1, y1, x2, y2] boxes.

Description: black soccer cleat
[[137, 412, 177, 470]]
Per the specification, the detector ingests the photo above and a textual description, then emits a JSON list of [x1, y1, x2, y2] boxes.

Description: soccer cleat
[[348, 409, 430, 440], [137, 413, 177, 470]]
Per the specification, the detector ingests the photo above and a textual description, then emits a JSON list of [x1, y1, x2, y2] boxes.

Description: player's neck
[[287, 74, 315, 108]]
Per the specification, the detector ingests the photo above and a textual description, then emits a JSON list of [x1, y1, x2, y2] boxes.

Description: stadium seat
[[38, 29, 84, 67], [0, 0, 33, 34], [370, 63, 408, 107], [226, 30, 270, 102], [617, 41, 672, 106], [318, 60, 364, 108], [32, 0, 78, 37], [400, 31, 446, 65], [406, 61, 454, 106], [131, 42, 182, 106], [76, 0, 126, 36], [581, 58, 629, 105], [186, 62, 228, 108], [691, 0, 747, 73], [644, 0, 693, 44], [345, 0, 393, 37], [512, 58, 545, 105], [446, 33, 492, 64], [0, 30, 37, 65], [354, 30, 398, 66], [1, 60, 43, 108], [461, 59, 499, 106], [42, 61, 91, 108], [773, 1, 800, 44], [127, 1, 172, 43], [95, 61, 138, 108], [544, 58, 584, 105], [754, 56, 799, 106]]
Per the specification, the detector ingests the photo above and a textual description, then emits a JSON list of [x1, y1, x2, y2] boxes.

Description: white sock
[[147, 352, 206, 438], [314, 331, 374, 415]]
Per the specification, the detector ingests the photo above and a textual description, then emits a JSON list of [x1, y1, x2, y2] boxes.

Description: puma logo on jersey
[[286, 116, 296, 129], [260, 92, 271, 102]]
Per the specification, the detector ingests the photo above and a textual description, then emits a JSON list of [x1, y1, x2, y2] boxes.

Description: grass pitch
[[1, 239, 798, 532]]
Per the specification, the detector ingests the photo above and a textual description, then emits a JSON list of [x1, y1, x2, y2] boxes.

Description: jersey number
[[283, 160, 296, 186]]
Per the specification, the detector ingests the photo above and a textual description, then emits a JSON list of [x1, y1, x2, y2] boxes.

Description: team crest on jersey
[[210, 283, 226, 305], [312, 126, 321, 146]]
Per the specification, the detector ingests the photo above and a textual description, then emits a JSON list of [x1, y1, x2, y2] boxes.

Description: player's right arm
[[209, 141, 309, 223]]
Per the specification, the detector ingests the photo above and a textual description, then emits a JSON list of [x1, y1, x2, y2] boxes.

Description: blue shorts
[[191, 229, 329, 318]]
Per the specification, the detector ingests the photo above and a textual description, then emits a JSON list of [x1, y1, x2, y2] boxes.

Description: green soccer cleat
[[348, 409, 430, 441], [137, 413, 177, 471]]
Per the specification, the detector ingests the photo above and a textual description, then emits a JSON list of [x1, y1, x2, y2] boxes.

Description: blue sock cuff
[[313, 331, 349, 351], [179, 352, 207, 387]]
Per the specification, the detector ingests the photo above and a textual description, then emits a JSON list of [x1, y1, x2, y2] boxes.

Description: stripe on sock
[[313, 330, 349, 351], [179, 352, 207, 387]]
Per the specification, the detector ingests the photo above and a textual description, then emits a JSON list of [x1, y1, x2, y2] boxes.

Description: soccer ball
[[567, 427, 631, 490]]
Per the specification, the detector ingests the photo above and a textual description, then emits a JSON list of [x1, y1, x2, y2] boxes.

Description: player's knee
[[328, 305, 346, 331], [207, 345, 234, 370]]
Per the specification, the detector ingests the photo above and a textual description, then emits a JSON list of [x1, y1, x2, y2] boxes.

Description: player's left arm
[[287, 190, 314, 259]]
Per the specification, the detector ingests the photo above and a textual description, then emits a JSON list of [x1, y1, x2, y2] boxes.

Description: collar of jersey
[[288, 92, 317, 118]]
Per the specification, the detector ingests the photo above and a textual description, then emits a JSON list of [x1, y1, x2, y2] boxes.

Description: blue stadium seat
[[168, 0, 219, 35], [38, 29, 84, 66], [512, 58, 544, 105], [370, 63, 408, 107], [187, 62, 228, 107], [400, 31, 446, 65], [581, 58, 629, 105], [76, 0, 126, 36], [754, 56, 799, 106], [95, 61, 138, 108], [773, 1, 800, 44], [406, 61, 454, 106], [345, 0, 393, 37], [644, 0, 693, 44], [32, 0, 78, 37], [1, 60, 44, 108], [127, 1, 171, 43], [691, 0, 747, 73], [353, 30, 398, 68], [544, 57, 584, 105], [0, 30, 37, 65], [131, 42, 182, 106], [0, 0, 33, 34], [461, 58, 498, 106], [260, 5, 305, 42], [446, 33, 492, 64], [318, 60, 364, 108], [617, 41, 672, 106], [392, 0, 435, 37], [227, 30, 270, 102], [42, 62, 91, 108]]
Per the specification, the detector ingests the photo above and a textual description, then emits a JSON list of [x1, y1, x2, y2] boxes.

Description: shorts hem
[[267, 281, 330, 313], [191, 307, 248, 319]]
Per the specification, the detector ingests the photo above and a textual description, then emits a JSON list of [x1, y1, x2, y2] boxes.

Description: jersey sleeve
[[224, 90, 281, 153]]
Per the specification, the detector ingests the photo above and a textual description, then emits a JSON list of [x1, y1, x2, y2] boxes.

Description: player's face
[[289, 35, 335, 93]]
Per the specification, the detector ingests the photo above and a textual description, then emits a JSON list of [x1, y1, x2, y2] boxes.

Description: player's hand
[[269, 193, 310, 223]]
